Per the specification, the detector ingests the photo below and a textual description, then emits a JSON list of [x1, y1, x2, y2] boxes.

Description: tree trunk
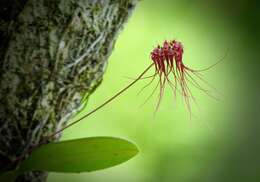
[[0, 0, 137, 181]]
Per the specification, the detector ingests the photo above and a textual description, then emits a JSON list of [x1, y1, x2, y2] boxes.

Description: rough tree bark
[[0, 0, 137, 181]]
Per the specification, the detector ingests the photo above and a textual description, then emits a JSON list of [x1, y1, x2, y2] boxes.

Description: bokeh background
[[48, 0, 260, 181]]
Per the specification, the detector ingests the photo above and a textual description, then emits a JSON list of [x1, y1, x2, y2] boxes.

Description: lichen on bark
[[0, 0, 137, 181]]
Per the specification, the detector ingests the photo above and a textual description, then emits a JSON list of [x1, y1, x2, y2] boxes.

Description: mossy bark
[[0, 0, 137, 181]]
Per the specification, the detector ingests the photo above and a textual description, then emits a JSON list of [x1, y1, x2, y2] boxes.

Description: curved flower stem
[[45, 63, 155, 142]]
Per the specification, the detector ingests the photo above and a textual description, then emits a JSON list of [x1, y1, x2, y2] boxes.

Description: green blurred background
[[48, 0, 260, 181]]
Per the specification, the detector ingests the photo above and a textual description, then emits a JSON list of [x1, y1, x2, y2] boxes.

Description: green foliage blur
[[48, 0, 260, 181]]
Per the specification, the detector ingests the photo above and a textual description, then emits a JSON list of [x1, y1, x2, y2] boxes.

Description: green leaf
[[19, 137, 139, 173]]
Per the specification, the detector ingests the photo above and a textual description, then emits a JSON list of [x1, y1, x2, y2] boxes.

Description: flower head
[[148, 40, 217, 115]]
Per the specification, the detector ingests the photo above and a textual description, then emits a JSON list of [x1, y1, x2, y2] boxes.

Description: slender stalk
[[44, 63, 154, 142]]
